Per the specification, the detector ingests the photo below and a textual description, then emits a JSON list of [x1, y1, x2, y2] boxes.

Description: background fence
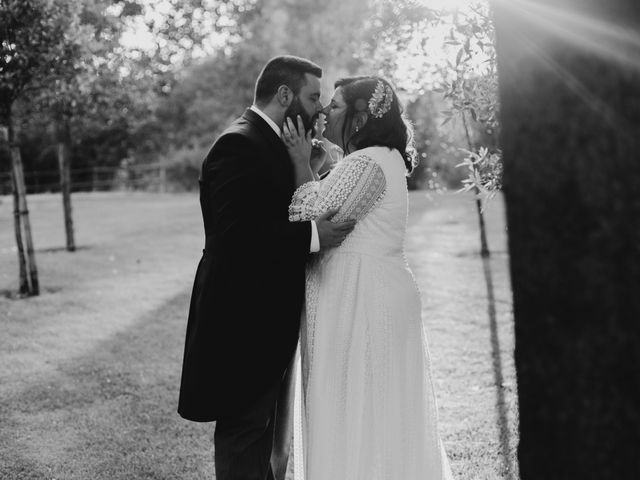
[[0, 161, 201, 196]]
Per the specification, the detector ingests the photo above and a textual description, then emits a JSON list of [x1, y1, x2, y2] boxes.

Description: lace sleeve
[[288, 154, 386, 223], [288, 181, 321, 222]]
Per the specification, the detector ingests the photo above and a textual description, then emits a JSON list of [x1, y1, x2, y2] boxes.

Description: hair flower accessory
[[368, 80, 394, 118]]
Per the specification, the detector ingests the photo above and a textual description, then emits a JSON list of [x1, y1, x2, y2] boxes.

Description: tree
[[0, 0, 86, 295], [113, 0, 260, 176], [34, 0, 145, 249], [237, 0, 372, 95], [438, 4, 500, 257], [356, 0, 501, 255], [494, 0, 640, 477]]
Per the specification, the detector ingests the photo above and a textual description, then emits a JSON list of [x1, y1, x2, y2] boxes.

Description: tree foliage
[[2, 0, 503, 196], [0, 0, 86, 123], [355, 0, 501, 195], [437, 4, 502, 200]]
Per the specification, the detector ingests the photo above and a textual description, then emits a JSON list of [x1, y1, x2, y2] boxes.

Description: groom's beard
[[285, 96, 318, 133]]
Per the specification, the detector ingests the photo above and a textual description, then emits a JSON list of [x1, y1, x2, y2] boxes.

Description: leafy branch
[[457, 146, 503, 204], [436, 3, 502, 203]]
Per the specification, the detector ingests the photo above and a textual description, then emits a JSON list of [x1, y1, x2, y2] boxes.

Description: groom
[[178, 55, 355, 480]]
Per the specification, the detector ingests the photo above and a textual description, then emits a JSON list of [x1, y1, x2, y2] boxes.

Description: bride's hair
[[335, 76, 417, 174]]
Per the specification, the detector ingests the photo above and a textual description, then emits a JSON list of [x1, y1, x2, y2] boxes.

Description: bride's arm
[[289, 153, 386, 224]]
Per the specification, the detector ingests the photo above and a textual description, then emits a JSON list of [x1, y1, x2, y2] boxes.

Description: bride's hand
[[283, 115, 312, 168]]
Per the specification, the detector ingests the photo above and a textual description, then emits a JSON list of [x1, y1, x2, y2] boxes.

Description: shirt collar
[[250, 105, 282, 138]]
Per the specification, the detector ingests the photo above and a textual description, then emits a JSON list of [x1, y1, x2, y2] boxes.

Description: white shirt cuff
[[310, 221, 320, 253]]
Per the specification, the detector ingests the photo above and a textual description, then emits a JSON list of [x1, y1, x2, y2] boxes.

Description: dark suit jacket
[[178, 109, 311, 422]]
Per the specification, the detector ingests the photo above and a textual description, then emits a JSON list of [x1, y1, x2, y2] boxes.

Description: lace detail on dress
[[289, 182, 320, 222], [301, 268, 320, 393], [288, 154, 387, 224]]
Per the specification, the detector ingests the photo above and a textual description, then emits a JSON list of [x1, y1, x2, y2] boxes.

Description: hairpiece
[[368, 80, 393, 118]]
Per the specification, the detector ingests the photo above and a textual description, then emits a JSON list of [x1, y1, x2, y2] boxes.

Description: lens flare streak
[[496, 0, 640, 71]]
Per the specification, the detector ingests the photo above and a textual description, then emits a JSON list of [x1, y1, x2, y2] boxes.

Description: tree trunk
[[9, 117, 39, 296], [57, 115, 75, 252], [11, 163, 29, 295], [493, 0, 640, 478], [1, 124, 27, 293], [474, 194, 490, 257], [159, 158, 167, 193]]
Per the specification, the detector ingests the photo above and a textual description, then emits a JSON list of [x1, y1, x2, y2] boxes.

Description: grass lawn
[[0, 190, 518, 479]]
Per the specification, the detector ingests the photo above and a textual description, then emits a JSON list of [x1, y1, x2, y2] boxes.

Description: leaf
[[458, 148, 476, 157], [470, 108, 477, 122], [456, 48, 463, 66]]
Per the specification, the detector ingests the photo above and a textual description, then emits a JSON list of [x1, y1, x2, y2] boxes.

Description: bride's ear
[[276, 85, 293, 107], [353, 111, 369, 133]]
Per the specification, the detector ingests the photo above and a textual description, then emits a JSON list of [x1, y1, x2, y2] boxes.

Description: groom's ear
[[276, 85, 294, 107]]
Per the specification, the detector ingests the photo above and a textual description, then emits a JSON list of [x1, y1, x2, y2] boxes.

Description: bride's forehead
[[332, 87, 345, 104]]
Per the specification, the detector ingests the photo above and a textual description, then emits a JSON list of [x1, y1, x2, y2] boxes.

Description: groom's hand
[[316, 209, 356, 250]]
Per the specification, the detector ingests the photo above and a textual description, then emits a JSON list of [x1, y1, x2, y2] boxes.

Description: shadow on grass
[[37, 245, 92, 254], [1, 286, 64, 300], [0, 289, 214, 480], [482, 256, 517, 480], [0, 289, 26, 300]]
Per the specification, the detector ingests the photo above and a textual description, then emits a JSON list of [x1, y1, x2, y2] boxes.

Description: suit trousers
[[214, 354, 297, 480]]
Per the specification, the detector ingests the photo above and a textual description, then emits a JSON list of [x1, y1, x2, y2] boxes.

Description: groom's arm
[[203, 133, 313, 258]]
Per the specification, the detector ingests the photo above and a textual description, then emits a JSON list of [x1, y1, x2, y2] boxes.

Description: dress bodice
[[334, 146, 408, 259]]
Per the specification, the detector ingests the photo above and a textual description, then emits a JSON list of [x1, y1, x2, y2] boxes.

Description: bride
[[283, 76, 454, 480]]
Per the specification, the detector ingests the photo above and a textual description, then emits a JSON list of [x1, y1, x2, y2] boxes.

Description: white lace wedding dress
[[288, 146, 453, 480]]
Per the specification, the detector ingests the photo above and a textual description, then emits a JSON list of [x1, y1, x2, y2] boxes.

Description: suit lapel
[[241, 108, 288, 157], [240, 108, 295, 197]]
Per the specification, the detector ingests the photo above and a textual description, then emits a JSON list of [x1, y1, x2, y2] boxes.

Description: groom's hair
[[254, 55, 322, 105]]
